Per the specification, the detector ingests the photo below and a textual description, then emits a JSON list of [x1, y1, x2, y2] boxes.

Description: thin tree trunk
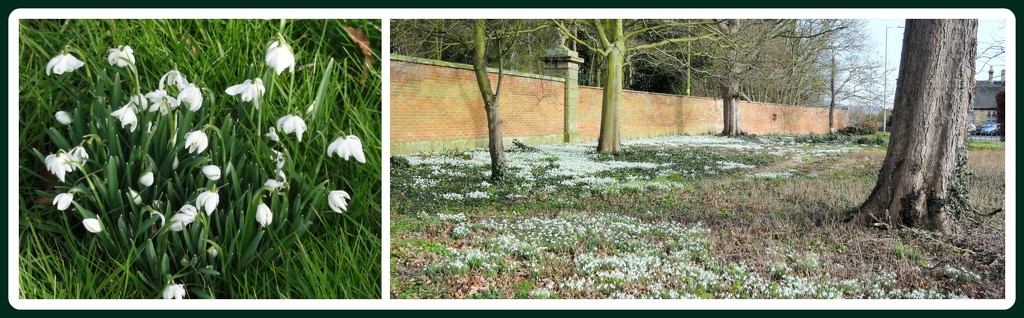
[[597, 20, 625, 154], [471, 20, 509, 180], [829, 52, 836, 134], [857, 19, 977, 233], [829, 103, 835, 134]]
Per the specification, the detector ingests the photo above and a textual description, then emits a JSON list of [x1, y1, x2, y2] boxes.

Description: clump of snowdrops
[[34, 32, 365, 299]]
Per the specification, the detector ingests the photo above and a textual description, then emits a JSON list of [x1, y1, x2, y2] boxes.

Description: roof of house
[[975, 80, 1005, 110]]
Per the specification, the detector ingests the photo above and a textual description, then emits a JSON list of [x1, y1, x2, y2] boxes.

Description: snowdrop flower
[[106, 45, 135, 67], [177, 84, 203, 111], [328, 190, 350, 213], [172, 157, 180, 170], [68, 146, 89, 164], [327, 135, 366, 163], [184, 130, 209, 154], [55, 111, 72, 125], [196, 191, 219, 216], [265, 127, 280, 142], [162, 283, 186, 300], [168, 204, 198, 232], [82, 218, 102, 233], [276, 115, 307, 142], [68, 146, 88, 163], [265, 40, 296, 75], [264, 179, 284, 191], [255, 203, 273, 228], [207, 246, 218, 258], [53, 192, 74, 211], [225, 78, 265, 109], [159, 70, 189, 91], [150, 211, 166, 228], [145, 89, 180, 114], [128, 93, 149, 112], [272, 149, 286, 171], [110, 104, 139, 132], [46, 52, 85, 75], [202, 165, 221, 181], [128, 188, 142, 205], [44, 152, 74, 182], [139, 171, 154, 187]]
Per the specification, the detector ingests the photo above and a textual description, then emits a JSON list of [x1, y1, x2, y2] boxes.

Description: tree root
[[904, 227, 980, 256], [972, 208, 1003, 217]]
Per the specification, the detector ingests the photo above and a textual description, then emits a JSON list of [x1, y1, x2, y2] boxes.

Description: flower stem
[[75, 164, 107, 215], [127, 63, 143, 98]]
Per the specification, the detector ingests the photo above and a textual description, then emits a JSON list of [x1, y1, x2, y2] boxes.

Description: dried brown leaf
[[344, 26, 375, 66]]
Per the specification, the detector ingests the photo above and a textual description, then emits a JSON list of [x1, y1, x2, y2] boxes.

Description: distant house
[[973, 66, 1005, 126]]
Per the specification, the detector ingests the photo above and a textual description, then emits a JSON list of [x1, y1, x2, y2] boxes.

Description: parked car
[[979, 123, 1002, 136]]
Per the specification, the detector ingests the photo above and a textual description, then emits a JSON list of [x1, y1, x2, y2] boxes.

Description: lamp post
[[882, 25, 905, 133]]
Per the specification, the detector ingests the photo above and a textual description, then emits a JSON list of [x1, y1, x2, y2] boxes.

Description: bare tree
[[858, 19, 978, 233], [819, 20, 884, 133], [470, 20, 511, 180], [708, 19, 845, 136], [553, 19, 714, 153], [391, 19, 548, 180]]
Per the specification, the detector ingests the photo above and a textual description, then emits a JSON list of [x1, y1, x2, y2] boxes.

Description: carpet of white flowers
[[391, 135, 1000, 299], [395, 135, 864, 202], [418, 211, 967, 299]]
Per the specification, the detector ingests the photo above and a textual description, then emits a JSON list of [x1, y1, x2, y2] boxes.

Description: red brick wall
[[390, 60, 564, 143], [391, 58, 848, 148], [578, 87, 846, 139]]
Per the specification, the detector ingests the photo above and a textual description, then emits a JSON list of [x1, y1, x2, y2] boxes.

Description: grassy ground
[[390, 135, 1005, 299], [19, 19, 381, 299]]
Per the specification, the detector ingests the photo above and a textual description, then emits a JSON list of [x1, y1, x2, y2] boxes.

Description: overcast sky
[[864, 19, 1007, 79], [864, 19, 1007, 107]]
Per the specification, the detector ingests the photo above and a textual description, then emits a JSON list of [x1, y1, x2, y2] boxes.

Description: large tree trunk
[[597, 20, 625, 154], [720, 83, 741, 135], [471, 20, 509, 180], [857, 19, 977, 233], [718, 19, 743, 136]]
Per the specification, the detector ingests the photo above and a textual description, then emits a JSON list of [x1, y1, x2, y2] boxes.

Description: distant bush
[[795, 133, 884, 145], [391, 156, 412, 170], [837, 125, 876, 136]]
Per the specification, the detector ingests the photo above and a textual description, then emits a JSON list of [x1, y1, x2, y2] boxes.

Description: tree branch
[[591, 19, 613, 49], [551, 19, 604, 55], [628, 33, 716, 52]]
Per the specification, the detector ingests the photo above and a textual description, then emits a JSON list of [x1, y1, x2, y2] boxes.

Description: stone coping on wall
[[392, 54, 567, 83]]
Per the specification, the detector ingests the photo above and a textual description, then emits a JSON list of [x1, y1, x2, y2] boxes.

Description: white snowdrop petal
[[55, 111, 72, 125], [347, 136, 366, 163], [82, 218, 102, 233], [256, 203, 273, 227], [202, 165, 221, 181]]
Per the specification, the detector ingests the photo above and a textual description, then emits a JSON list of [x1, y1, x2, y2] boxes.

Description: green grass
[[391, 137, 1005, 299], [19, 19, 381, 299], [968, 140, 1005, 150]]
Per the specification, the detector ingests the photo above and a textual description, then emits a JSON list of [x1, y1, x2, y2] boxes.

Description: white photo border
[[8, 8, 1015, 310]]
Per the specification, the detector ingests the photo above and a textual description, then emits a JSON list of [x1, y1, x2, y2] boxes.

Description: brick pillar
[[541, 47, 584, 143]]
